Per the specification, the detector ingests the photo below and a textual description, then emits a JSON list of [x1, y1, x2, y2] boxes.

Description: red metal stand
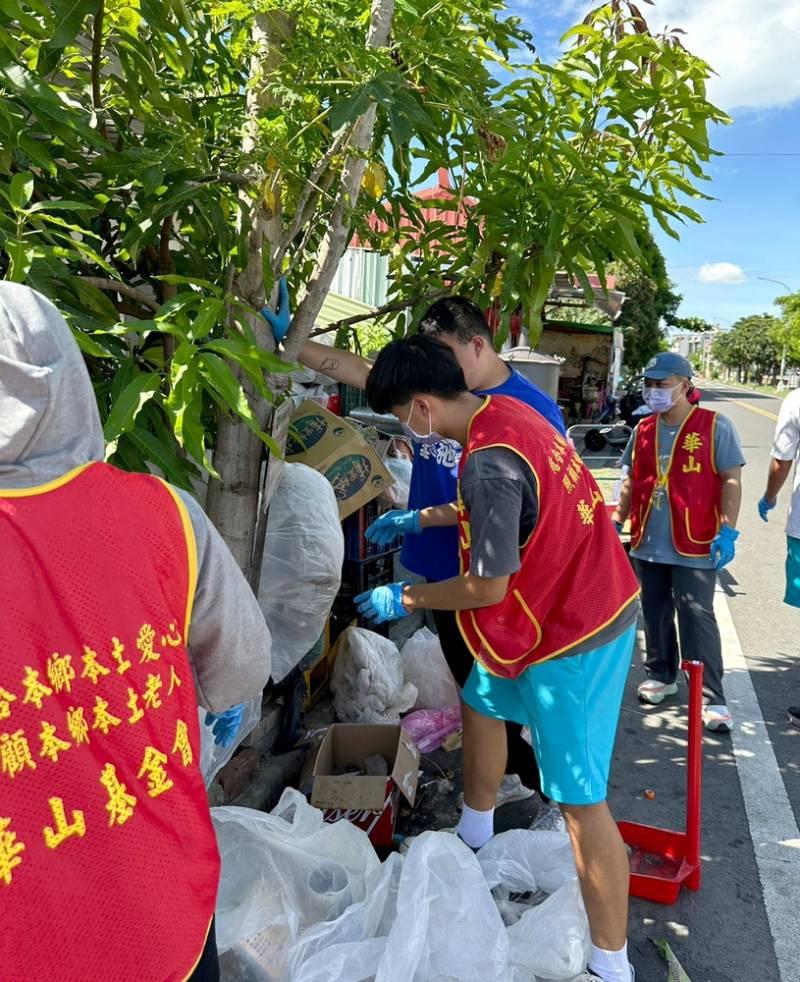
[[618, 659, 704, 904]]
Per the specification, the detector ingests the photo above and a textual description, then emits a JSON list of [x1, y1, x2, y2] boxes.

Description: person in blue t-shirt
[[280, 294, 566, 829]]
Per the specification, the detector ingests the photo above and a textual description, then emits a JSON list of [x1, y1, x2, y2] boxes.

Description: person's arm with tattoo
[[298, 340, 372, 389]]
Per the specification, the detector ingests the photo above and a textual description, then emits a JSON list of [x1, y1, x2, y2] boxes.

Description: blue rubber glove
[[261, 277, 291, 343], [709, 525, 739, 571], [355, 583, 410, 625], [758, 495, 776, 523], [365, 509, 421, 548], [205, 705, 245, 748]]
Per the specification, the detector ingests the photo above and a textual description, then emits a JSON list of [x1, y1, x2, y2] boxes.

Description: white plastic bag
[[330, 627, 418, 724], [506, 880, 590, 981], [213, 788, 380, 978], [477, 828, 577, 895], [258, 464, 344, 683], [286, 853, 403, 982], [375, 831, 510, 982], [400, 627, 460, 709], [383, 457, 413, 509], [199, 696, 262, 788]]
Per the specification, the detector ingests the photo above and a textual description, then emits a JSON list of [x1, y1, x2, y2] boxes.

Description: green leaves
[[9, 171, 33, 208], [103, 373, 162, 447]]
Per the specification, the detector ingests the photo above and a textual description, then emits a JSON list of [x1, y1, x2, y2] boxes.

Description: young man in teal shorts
[[355, 334, 640, 982]]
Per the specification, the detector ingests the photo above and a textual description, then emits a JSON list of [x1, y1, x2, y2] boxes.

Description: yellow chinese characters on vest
[[0, 621, 195, 887]]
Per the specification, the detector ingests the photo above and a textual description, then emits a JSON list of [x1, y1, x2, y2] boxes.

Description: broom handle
[[681, 659, 704, 868]]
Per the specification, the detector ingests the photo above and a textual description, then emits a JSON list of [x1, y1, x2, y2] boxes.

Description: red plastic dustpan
[[618, 659, 704, 905]]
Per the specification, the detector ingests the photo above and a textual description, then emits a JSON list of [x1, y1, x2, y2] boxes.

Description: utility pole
[[756, 276, 794, 382]]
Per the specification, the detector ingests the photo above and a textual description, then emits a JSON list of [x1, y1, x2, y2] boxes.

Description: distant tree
[[673, 316, 715, 332], [613, 230, 681, 371], [773, 293, 800, 366], [712, 314, 782, 383]]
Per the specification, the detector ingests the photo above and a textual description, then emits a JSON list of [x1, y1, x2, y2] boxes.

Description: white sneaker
[[637, 679, 678, 705], [457, 774, 536, 810], [496, 774, 537, 807], [703, 704, 733, 732], [529, 799, 566, 834]]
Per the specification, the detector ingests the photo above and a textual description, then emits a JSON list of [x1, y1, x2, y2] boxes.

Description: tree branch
[[81, 277, 159, 312], [192, 171, 254, 188], [91, 1, 108, 142], [309, 287, 449, 337], [273, 127, 352, 270], [281, 0, 396, 362]]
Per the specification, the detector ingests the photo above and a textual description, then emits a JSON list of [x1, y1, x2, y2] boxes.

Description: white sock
[[455, 803, 494, 849], [588, 942, 631, 982]]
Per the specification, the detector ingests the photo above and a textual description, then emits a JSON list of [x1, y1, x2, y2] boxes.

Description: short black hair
[[365, 334, 468, 415], [417, 296, 492, 342]]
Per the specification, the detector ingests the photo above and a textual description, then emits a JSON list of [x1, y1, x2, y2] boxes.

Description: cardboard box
[[308, 724, 419, 848], [286, 400, 391, 520]]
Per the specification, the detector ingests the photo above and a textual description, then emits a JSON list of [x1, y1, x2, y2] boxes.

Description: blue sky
[[507, 0, 800, 327]]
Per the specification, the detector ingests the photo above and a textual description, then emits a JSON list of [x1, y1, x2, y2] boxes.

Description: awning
[[315, 291, 378, 330], [544, 319, 615, 336]]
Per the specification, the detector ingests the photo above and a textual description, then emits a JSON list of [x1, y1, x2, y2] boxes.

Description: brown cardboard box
[[308, 724, 419, 848], [286, 400, 391, 520]]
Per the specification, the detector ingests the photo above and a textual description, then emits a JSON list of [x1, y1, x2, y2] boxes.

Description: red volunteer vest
[[0, 462, 219, 982], [629, 407, 721, 558], [456, 397, 640, 680]]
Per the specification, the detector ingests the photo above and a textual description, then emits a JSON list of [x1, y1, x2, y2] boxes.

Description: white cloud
[[557, 0, 800, 112], [698, 262, 746, 285]]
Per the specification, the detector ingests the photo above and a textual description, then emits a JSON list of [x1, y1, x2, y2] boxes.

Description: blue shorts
[[462, 624, 636, 806], [786, 536, 800, 608]]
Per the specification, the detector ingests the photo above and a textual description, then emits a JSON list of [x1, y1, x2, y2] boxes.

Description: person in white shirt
[[758, 387, 800, 726]]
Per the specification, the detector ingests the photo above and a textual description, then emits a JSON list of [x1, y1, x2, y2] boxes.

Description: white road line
[[715, 586, 800, 982]]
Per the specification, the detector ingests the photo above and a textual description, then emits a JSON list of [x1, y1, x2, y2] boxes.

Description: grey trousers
[[632, 559, 724, 703]]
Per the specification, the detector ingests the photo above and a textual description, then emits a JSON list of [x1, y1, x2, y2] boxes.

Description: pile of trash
[[214, 789, 590, 982], [329, 626, 464, 754]]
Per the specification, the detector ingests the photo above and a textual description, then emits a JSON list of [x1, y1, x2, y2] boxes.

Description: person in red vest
[[355, 334, 641, 982], [612, 352, 745, 731], [0, 283, 272, 982]]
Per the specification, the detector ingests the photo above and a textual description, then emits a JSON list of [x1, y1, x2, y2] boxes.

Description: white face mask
[[401, 401, 443, 446], [642, 382, 682, 414]]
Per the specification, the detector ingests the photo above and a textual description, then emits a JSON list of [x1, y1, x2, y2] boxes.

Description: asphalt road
[[609, 382, 800, 982]]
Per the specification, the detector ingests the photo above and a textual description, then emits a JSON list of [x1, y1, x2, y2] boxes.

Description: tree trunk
[[205, 12, 290, 576], [205, 0, 395, 578]]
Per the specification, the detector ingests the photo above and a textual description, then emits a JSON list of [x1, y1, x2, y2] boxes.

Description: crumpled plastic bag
[[506, 880, 590, 981], [374, 830, 510, 982], [213, 788, 380, 978], [400, 627, 460, 709], [382, 456, 413, 509], [288, 827, 587, 982], [330, 627, 418, 724], [199, 696, 262, 788], [285, 853, 403, 982], [401, 705, 462, 754], [259, 463, 344, 684]]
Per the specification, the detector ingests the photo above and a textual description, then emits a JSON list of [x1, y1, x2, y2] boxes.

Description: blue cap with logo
[[643, 352, 693, 380]]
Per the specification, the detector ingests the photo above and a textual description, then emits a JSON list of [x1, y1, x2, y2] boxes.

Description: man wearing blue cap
[[612, 353, 745, 731]]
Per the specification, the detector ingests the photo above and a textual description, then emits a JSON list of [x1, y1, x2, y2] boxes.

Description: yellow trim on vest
[[160, 481, 198, 639], [180, 916, 214, 982], [0, 462, 93, 497], [458, 590, 640, 675], [633, 408, 699, 548], [682, 505, 720, 547]]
